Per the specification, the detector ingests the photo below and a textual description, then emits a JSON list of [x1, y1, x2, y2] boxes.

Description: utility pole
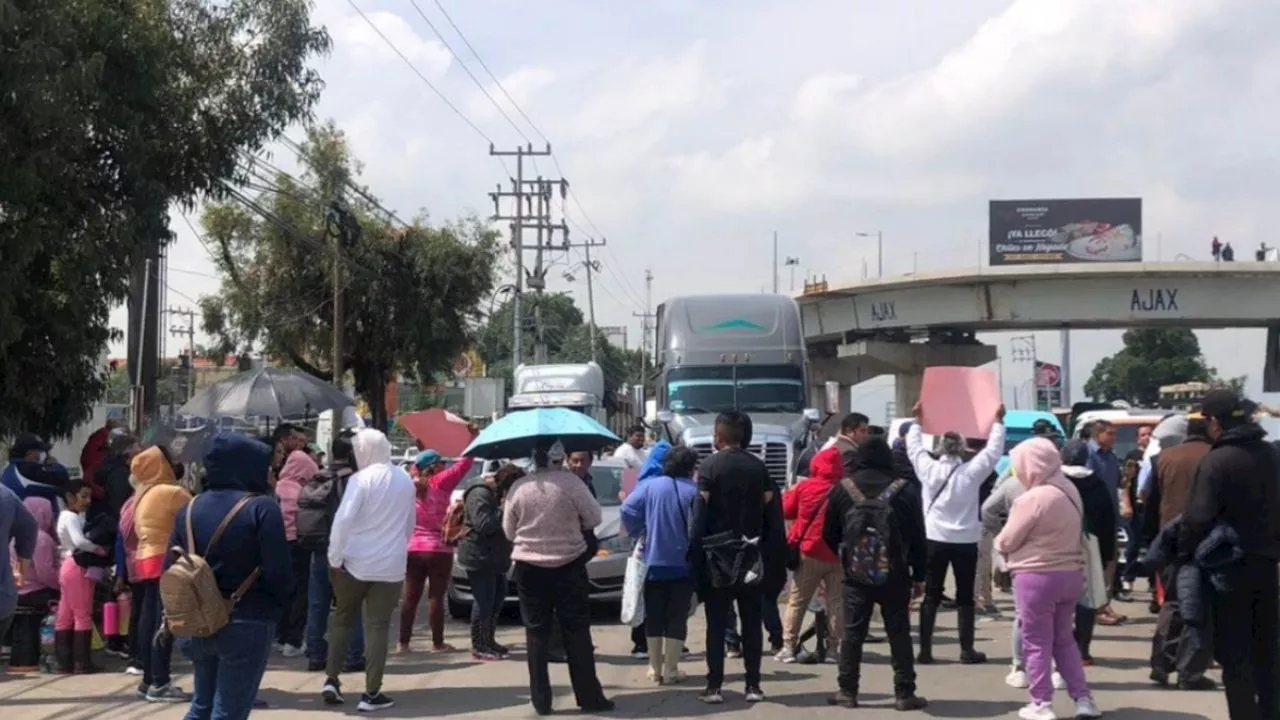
[[490, 143, 553, 370], [563, 238, 609, 362], [168, 306, 197, 403], [772, 230, 779, 293], [632, 269, 655, 405], [326, 202, 360, 392]]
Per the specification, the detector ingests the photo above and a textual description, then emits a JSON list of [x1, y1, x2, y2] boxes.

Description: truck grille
[[690, 441, 792, 487]]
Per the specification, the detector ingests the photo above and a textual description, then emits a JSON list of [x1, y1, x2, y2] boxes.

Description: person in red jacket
[[79, 420, 118, 503], [777, 446, 845, 662]]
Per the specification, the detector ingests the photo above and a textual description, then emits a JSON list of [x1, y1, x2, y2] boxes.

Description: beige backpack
[[159, 494, 262, 638]]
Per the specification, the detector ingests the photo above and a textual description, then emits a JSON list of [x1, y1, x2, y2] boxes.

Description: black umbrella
[[178, 367, 352, 422]]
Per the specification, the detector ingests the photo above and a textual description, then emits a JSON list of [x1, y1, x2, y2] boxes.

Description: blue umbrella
[[461, 408, 621, 459]]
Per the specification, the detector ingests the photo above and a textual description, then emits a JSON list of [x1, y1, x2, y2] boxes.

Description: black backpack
[[839, 477, 907, 587], [295, 467, 351, 550]]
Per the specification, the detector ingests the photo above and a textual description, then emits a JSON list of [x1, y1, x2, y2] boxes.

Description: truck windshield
[[666, 365, 804, 414]]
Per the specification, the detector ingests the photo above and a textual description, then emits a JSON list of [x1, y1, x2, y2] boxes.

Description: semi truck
[[507, 362, 608, 427], [654, 294, 818, 487]]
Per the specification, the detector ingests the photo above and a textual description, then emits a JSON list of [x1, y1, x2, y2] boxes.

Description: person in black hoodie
[[168, 433, 294, 720], [1059, 440, 1117, 664], [1178, 390, 1280, 720], [823, 435, 928, 710]]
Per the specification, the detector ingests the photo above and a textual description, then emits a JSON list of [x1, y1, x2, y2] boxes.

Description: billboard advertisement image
[[989, 198, 1142, 265]]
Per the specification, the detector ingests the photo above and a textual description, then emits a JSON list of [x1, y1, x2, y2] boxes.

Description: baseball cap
[[414, 449, 443, 469], [1200, 389, 1256, 423], [12, 432, 50, 456]]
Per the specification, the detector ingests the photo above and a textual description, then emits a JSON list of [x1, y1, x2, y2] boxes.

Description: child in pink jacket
[[275, 450, 318, 655]]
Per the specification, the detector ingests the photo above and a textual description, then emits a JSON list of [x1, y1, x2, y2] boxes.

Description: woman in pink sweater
[[399, 448, 475, 653], [994, 438, 1100, 720], [275, 449, 318, 655], [10, 497, 60, 670]]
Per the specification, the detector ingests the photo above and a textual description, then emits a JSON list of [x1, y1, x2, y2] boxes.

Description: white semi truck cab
[[508, 362, 608, 426]]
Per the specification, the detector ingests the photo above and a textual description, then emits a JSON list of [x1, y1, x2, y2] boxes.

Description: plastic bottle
[[39, 615, 56, 673]]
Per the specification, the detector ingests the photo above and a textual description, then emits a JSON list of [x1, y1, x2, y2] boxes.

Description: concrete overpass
[[800, 261, 1280, 413]]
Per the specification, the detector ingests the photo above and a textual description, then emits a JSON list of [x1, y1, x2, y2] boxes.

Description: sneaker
[[145, 684, 190, 704], [124, 664, 144, 676], [1017, 701, 1056, 720], [725, 643, 742, 659], [1052, 671, 1066, 690], [357, 693, 395, 712], [105, 647, 130, 659], [322, 677, 345, 706], [1005, 667, 1029, 689], [744, 685, 765, 703], [698, 687, 724, 704], [1177, 675, 1217, 691], [774, 647, 797, 663], [1074, 696, 1102, 718], [135, 681, 149, 700], [630, 648, 649, 660], [472, 648, 504, 661], [281, 644, 305, 658]]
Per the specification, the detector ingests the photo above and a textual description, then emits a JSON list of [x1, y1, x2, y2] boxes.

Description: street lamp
[[856, 231, 883, 277], [783, 256, 800, 291]]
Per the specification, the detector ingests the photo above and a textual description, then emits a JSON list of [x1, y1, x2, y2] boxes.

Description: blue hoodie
[[637, 441, 672, 484], [621, 470, 696, 579], [167, 433, 293, 623]]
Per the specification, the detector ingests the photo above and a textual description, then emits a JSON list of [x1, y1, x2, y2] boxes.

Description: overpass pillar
[[835, 340, 998, 416], [896, 371, 923, 417]]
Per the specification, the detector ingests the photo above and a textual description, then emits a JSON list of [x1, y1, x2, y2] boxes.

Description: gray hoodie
[[980, 468, 1024, 538]]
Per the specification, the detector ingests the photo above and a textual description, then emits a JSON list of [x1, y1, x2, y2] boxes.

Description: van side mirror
[[656, 410, 673, 424], [803, 408, 820, 422]]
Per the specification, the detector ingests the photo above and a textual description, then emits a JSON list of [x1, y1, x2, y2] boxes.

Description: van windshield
[[666, 365, 804, 414]]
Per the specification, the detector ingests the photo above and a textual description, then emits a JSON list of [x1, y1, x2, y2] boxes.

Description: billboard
[[1035, 360, 1063, 410], [989, 198, 1142, 265]]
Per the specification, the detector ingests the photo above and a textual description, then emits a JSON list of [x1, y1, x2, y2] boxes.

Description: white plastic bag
[[1080, 532, 1108, 610], [620, 544, 647, 627]]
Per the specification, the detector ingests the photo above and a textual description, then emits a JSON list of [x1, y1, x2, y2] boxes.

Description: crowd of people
[[1, 386, 1278, 720]]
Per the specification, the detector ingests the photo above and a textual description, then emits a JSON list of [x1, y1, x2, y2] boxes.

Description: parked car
[[447, 458, 630, 618]]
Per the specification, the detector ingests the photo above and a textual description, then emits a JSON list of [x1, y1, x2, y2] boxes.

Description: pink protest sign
[[918, 366, 1001, 439]]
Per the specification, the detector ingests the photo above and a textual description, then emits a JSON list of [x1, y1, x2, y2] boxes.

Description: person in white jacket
[[323, 429, 416, 713], [906, 402, 1006, 666]]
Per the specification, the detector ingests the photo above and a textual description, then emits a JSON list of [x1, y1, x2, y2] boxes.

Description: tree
[[477, 292, 646, 412], [0, 0, 329, 438], [1084, 328, 1244, 405], [198, 122, 499, 430]]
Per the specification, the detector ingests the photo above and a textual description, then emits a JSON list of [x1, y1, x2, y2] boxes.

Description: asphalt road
[[1, 592, 1229, 719]]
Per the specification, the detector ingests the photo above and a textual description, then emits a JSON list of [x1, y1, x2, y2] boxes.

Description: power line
[[406, 0, 531, 145], [344, 0, 496, 147], [421, 0, 644, 310]]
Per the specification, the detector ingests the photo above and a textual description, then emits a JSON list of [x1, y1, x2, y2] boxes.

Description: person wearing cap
[[400, 425, 479, 655], [2, 435, 76, 525], [99, 430, 141, 518], [1177, 389, 1280, 718]]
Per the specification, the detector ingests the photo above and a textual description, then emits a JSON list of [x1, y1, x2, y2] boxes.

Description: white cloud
[[328, 9, 453, 78], [106, 0, 1280, 405], [467, 67, 555, 124]]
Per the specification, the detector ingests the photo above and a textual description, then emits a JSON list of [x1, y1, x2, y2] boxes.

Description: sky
[[121, 0, 1280, 418]]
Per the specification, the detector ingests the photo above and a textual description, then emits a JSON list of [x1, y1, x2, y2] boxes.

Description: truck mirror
[[656, 410, 674, 424], [823, 381, 841, 414], [803, 408, 820, 422]]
